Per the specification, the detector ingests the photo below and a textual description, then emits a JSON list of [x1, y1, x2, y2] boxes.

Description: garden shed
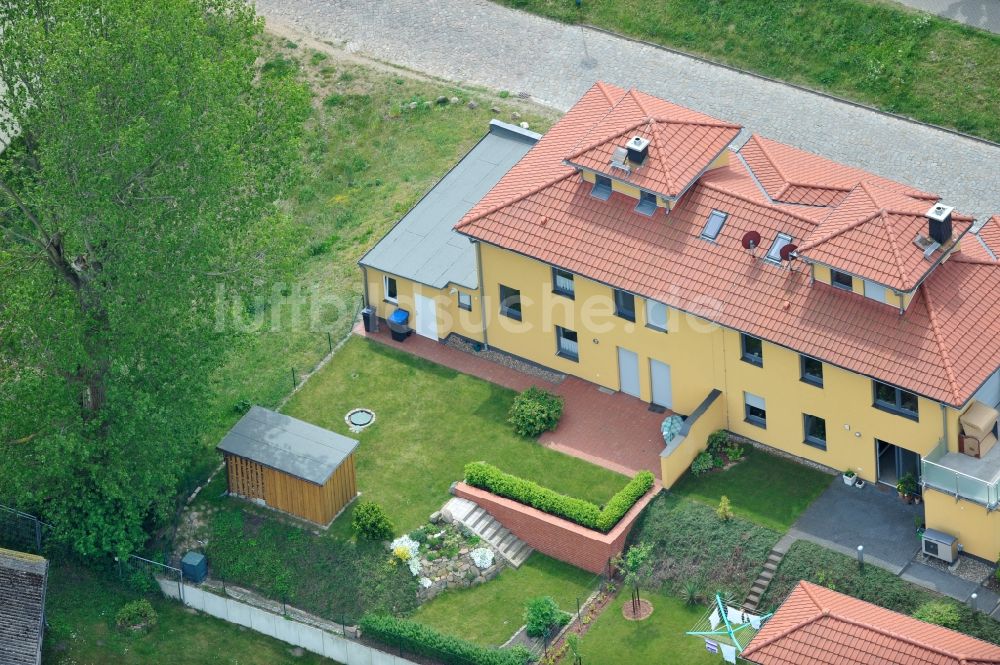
[[217, 406, 359, 525]]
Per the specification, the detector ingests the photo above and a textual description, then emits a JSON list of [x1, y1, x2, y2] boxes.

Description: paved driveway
[[254, 0, 1000, 221], [789, 477, 923, 574]]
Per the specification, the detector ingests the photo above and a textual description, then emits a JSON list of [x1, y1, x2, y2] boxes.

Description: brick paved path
[[355, 322, 666, 478], [255, 0, 1000, 220]]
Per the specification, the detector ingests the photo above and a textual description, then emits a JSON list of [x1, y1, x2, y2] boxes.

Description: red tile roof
[[564, 88, 741, 198], [740, 134, 937, 207], [455, 83, 1000, 406], [742, 581, 1000, 665], [797, 182, 975, 291]]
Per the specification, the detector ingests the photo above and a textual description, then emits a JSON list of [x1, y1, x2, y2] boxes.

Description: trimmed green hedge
[[360, 614, 531, 665], [464, 462, 655, 533]]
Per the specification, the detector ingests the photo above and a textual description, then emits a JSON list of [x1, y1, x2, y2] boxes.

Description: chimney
[[926, 203, 954, 245], [626, 136, 650, 166]]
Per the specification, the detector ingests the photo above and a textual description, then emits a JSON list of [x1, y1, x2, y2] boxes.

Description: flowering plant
[[470, 547, 494, 569], [391, 535, 422, 576]]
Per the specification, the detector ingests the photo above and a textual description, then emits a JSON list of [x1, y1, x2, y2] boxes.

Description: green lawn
[[412, 553, 597, 646], [284, 337, 628, 534], [199, 35, 556, 449], [195, 337, 625, 623], [569, 590, 717, 665], [671, 447, 830, 531], [494, 0, 1000, 142], [43, 563, 337, 665]]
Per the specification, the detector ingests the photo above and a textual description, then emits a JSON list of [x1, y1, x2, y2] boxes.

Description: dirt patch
[[622, 598, 654, 621]]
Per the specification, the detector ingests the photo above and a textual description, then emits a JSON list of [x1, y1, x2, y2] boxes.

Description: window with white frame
[[384, 276, 398, 303], [457, 292, 472, 311], [646, 300, 668, 332], [556, 326, 579, 361]]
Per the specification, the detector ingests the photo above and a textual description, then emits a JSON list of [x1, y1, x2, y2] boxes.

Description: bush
[[691, 451, 714, 477], [716, 495, 733, 521], [233, 399, 252, 415], [360, 614, 531, 665], [912, 600, 961, 629], [464, 462, 654, 533], [352, 502, 394, 541], [115, 599, 157, 631], [724, 442, 745, 462], [524, 596, 571, 638], [707, 430, 729, 455], [508, 387, 564, 438]]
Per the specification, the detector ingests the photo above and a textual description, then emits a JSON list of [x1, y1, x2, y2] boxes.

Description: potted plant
[[842, 469, 856, 486], [897, 473, 919, 503]]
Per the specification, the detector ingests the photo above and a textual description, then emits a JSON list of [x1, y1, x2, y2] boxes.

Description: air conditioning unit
[[922, 528, 958, 564]]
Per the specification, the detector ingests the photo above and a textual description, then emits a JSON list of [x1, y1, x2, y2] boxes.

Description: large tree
[[0, 0, 309, 556]]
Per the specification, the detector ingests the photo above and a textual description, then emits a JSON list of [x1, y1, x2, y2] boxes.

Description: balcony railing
[[921, 440, 1000, 509]]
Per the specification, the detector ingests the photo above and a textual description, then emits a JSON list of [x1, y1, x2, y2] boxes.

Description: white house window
[[556, 326, 579, 361], [646, 300, 668, 332], [863, 279, 887, 302], [384, 276, 398, 303], [457, 292, 472, 311]]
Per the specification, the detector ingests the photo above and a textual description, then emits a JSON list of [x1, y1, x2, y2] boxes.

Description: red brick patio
[[354, 321, 669, 479]]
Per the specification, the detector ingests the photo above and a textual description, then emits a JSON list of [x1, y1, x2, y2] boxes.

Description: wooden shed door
[[227, 455, 265, 500]]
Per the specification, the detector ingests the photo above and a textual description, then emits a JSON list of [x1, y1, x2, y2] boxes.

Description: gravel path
[[255, 0, 1000, 220]]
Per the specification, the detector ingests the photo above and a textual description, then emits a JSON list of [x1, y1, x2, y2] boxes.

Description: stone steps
[[442, 497, 534, 568], [743, 549, 785, 612]]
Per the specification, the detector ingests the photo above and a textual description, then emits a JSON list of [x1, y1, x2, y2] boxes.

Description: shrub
[[508, 387, 564, 437], [524, 596, 571, 638], [724, 442, 745, 462], [360, 614, 531, 665], [912, 600, 961, 629], [352, 502, 394, 541], [464, 462, 654, 533], [707, 429, 729, 455], [115, 599, 157, 631], [233, 399, 252, 415], [691, 451, 714, 477], [596, 471, 656, 532], [716, 495, 733, 521], [680, 579, 703, 606]]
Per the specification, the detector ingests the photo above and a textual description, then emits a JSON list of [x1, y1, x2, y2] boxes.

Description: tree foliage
[[0, 0, 309, 556]]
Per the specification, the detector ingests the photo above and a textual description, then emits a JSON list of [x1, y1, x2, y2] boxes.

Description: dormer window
[[765, 234, 793, 264], [701, 209, 728, 241], [831, 270, 854, 291], [635, 191, 657, 216], [591, 174, 612, 201]]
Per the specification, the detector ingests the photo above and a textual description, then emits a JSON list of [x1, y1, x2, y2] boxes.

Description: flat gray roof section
[[359, 120, 540, 290], [217, 406, 358, 486]]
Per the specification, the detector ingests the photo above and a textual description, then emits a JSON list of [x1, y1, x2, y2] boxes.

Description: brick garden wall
[[451, 482, 659, 574]]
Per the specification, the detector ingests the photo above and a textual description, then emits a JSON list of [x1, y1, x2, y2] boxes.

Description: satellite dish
[[779, 243, 798, 262], [741, 231, 761, 251]]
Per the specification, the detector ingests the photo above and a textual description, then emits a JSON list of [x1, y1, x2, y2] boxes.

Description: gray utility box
[[181, 551, 208, 583], [922, 528, 958, 564]]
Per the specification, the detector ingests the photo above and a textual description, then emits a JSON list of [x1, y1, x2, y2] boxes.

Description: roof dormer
[[563, 88, 741, 204]]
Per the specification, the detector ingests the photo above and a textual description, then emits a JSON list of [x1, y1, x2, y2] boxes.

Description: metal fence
[[119, 553, 185, 602], [0, 503, 54, 554]]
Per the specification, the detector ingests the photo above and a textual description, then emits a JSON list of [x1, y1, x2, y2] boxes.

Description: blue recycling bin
[[388, 308, 410, 342]]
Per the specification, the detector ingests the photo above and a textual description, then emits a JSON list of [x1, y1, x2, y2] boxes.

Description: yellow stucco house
[[360, 83, 1000, 560]]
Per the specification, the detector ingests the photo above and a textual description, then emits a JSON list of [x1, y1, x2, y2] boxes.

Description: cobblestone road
[[255, 0, 999, 220]]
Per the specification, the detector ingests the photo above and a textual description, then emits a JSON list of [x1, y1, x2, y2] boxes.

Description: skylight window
[[700, 210, 728, 241], [765, 233, 794, 264]]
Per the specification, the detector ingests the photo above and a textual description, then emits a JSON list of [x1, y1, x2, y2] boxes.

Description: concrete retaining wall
[[158, 579, 417, 665]]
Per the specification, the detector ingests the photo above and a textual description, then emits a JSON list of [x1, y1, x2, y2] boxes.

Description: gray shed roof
[[359, 120, 540, 290], [0, 548, 48, 665], [217, 406, 358, 485]]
